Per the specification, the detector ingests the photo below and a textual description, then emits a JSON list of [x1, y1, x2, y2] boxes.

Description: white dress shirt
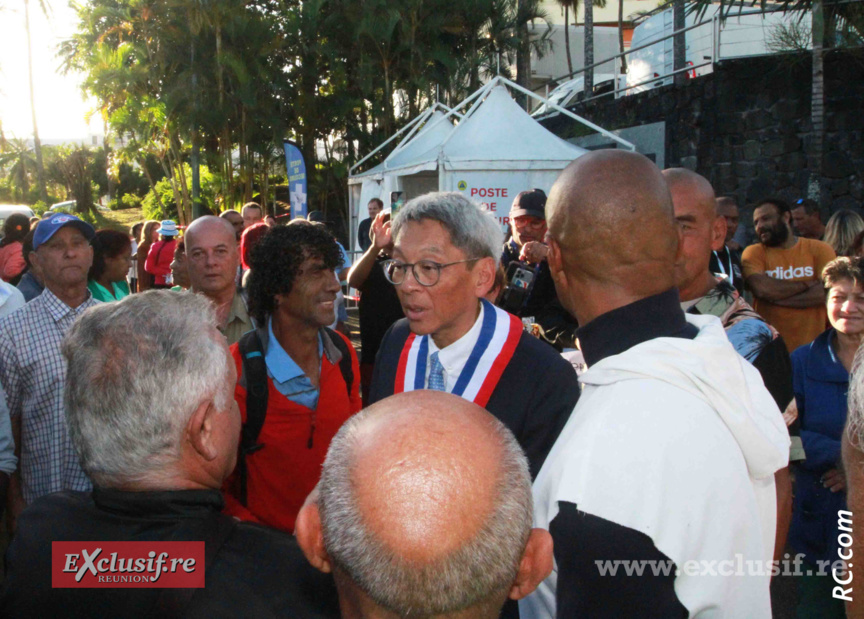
[[426, 302, 485, 392]]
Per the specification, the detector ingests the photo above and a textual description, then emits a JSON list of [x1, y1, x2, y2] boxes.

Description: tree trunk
[[261, 151, 270, 216], [564, 3, 574, 76], [168, 138, 191, 225], [516, 0, 532, 109], [159, 151, 181, 220], [584, 0, 594, 97], [673, 0, 687, 86], [103, 123, 115, 205], [808, 0, 825, 204], [24, 0, 48, 205], [618, 0, 627, 74], [139, 155, 166, 214]]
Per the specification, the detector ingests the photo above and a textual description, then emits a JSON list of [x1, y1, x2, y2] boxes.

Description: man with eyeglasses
[[368, 192, 579, 484], [499, 189, 579, 350]]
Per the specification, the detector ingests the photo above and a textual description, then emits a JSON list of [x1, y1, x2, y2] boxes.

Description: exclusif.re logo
[[52, 542, 205, 589], [765, 266, 814, 280]]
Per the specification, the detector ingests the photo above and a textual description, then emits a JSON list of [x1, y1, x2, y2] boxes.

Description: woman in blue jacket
[[790, 256, 864, 618]]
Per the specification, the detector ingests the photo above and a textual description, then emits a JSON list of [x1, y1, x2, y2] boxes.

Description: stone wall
[[542, 49, 864, 221]]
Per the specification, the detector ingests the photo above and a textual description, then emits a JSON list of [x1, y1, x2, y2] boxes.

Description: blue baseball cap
[[33, 212, 96, 250]]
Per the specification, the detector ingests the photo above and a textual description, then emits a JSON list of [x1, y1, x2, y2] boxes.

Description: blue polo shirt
[[264, 317, 323, 409]]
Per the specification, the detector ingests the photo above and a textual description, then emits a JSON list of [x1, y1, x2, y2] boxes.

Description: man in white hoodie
[[520, 150, 791, 618]]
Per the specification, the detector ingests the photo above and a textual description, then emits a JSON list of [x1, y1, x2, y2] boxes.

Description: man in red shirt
[[223, 221, 361, 533]]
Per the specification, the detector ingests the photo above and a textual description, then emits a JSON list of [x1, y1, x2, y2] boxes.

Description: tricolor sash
[[394, 299, 523, 407]]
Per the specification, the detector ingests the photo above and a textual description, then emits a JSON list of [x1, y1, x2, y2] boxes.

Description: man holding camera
[[499, 190, 578, 350]]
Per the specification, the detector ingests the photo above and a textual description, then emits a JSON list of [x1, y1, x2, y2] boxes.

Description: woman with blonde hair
[[824, 209, 864, 257], [135, 220, 160, 292]]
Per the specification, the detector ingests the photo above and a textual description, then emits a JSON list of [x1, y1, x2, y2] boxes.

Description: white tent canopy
[[348, 76, 634, 251]]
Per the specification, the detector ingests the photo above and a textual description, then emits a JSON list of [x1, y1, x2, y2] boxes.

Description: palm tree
[[0, 139, 38, 201], [555, 0, 576, 76], [584, 0, 594, 96], [23, 0, 49, 204], [580, 0, 606, 97], [673, 0, 686, 85], [618, 0, 627, 74]]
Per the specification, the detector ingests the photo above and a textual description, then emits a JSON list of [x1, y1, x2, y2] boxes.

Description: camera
[[497, 262, 535, 315]]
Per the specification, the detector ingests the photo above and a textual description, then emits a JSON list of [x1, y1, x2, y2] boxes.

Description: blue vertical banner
[[283, 139, 307, 219]]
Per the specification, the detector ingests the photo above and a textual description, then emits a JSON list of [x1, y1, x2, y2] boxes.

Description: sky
[[0, 0, 99, 142]]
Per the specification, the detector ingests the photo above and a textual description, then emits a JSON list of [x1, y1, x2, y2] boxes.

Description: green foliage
[[142, 164, 217, 221], [141, 178, 177, 222], [119, 194, 142, 210], [32, 200, 48, 215]]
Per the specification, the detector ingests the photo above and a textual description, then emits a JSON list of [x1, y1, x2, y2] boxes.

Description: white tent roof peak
[[385, 110, 453, 171], [440, 85, 587, 167]]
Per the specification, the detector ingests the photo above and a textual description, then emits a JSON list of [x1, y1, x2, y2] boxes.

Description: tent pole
[[389, 108, 435, 165], [499, 76, 636, 151], [349, 111, 433, 176]]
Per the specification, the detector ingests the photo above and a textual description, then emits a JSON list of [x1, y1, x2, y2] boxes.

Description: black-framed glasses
[[382, 258, 479, 287]]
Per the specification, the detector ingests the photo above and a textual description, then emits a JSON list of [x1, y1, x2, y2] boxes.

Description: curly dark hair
[[247, 221, 343, 324], [1, 214, 31, 247], [88, 229, 132, 283]]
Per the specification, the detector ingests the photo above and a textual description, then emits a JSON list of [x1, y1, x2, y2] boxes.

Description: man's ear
[[295, 500, 332, 574], [508, 528, 554, 601], [187, 399, 219, 462], [546, 237, 564, 281], [473, 256, 497, 299], [29, 250, 42, 273], [711, 215, 727, 252]]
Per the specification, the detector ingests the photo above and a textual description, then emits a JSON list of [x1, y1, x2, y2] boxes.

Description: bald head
[[349, 392, 513, 560], [186, 215, 236, 246], [545, 150, 679, 322], [317, 391, 535, 617], [663, 168, 716, 218]]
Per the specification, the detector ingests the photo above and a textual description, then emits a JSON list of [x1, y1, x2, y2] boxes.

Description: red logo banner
[[52, 542, 205, 588]]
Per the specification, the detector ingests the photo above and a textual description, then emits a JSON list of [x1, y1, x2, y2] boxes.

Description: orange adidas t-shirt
[[742, 238, 836, 352]]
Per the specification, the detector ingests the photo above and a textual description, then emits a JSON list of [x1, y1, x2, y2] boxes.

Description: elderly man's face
[[393, 219, 486, 348], [32, 226, 93, 290], [186, 222, 239, 297]]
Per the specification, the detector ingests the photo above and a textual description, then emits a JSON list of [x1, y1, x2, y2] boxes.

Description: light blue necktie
[[428, 351, 446, 392]]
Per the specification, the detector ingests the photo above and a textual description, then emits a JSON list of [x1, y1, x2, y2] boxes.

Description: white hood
[[579, 313, 790, 480]]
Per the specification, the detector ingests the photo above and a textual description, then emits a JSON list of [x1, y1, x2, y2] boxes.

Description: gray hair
[[319, 408, 533, 617], [848, 343, 864, 452], [392, 192, 504, 267], [61, 290, 231, 487]]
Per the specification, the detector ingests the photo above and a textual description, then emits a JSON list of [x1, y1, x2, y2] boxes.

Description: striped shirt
[[0, 289, 100, 503]]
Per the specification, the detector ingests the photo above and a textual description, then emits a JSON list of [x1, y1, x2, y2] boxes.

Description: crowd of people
[[0, 152, 862, 618]]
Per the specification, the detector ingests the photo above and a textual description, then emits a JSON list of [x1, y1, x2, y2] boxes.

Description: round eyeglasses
[[382, 258, 479, 287]]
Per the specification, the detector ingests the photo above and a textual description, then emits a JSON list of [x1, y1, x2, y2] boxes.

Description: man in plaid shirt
[[0, 213, 98, 529]]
